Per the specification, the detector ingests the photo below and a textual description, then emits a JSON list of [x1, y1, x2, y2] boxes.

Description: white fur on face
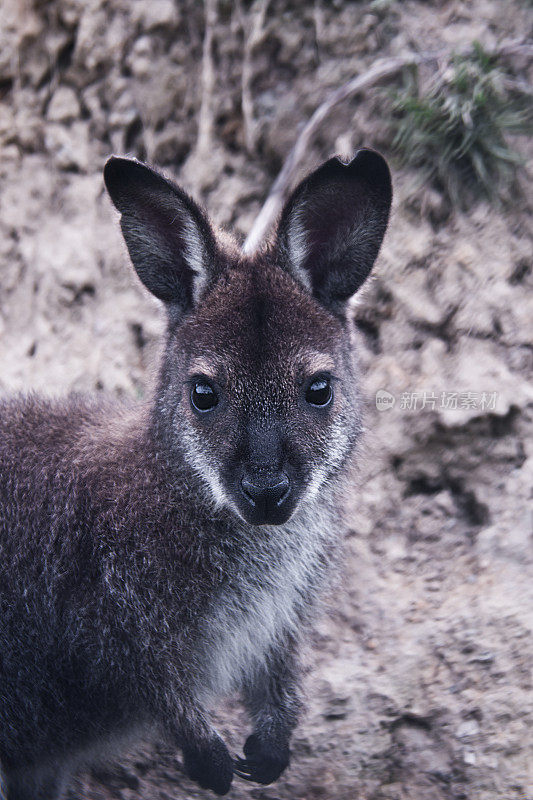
[[303, 441, 344, 503], [179, 423, 229, 509]]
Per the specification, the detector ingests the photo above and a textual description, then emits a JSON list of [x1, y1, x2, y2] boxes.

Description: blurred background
[[0, 1, 531, 798]]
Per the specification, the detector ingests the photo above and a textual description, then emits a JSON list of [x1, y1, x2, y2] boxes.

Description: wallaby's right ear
[[104, 157, 218, 313]]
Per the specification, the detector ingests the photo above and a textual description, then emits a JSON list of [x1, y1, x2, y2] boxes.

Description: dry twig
[[240, 0, 270, 154], [196, 0, 217, 159]]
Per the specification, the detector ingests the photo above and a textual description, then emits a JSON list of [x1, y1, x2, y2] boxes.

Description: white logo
[[376, 389, 395, 411]]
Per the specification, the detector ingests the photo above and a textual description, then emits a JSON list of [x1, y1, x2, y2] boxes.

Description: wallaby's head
[[104, 150, 391, 525]]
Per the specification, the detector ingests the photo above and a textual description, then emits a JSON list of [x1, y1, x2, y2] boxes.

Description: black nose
[[240, 472, 291, 514]]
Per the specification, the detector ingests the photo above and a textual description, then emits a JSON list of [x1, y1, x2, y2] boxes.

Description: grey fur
[[0, 150, 391, 797]]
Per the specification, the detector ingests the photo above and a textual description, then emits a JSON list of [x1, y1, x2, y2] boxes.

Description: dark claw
[[233, 734, 290, 785], [234, 757, 259, 781], [233, 759, 252, 775], [234, 769, 257, 782]]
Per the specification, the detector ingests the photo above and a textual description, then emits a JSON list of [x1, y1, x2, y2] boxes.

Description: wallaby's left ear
[[275, 149, 392, 311]]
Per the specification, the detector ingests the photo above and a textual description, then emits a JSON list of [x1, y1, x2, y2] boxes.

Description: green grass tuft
[[388, 43, 532, 208]]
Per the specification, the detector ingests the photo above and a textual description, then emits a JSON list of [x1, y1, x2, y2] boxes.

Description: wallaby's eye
[[191, 381, 218, 413], [305, 377, 333, 407]]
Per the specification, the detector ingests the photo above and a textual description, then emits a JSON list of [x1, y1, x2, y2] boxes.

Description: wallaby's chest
[[193, 506, 335, 705]]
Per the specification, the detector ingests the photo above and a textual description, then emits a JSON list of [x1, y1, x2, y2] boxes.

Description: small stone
[[127, 37, 153, 80], [47, 87, 80, 123], [393, 270, 445, 326], [456, 720, 480, 738], [132, 0, 179, 31], [44, 122, 90, 172]]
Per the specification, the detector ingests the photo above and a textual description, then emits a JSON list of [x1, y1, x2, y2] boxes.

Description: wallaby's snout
[[240, 469, 291, 524], [235, 419, 297, 524]]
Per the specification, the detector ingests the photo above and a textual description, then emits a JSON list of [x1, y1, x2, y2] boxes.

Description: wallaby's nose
[[240, 472, 291, 519]]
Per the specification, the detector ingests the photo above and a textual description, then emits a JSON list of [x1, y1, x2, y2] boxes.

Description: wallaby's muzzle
[[239, 470, 292, 525]]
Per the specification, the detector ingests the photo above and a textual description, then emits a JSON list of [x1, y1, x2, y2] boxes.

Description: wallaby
[[0, 148, 391, 798]]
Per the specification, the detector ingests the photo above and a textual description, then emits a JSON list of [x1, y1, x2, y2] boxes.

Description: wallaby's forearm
[[236, 639, 303, 785]]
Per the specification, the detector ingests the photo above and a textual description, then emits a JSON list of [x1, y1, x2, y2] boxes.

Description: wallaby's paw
[[234, 732, 290, 785], [182, 734, 233, 795]]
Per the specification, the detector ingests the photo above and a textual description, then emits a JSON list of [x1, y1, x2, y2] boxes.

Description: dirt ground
[[0, 1, 531, 798]]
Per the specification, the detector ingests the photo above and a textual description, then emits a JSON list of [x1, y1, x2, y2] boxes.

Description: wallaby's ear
[[104, 157, 218, 313], [276, 149, 392, 311]]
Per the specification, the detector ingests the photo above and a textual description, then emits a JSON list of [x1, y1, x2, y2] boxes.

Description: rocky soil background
[[0, 1, 532, 798]]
